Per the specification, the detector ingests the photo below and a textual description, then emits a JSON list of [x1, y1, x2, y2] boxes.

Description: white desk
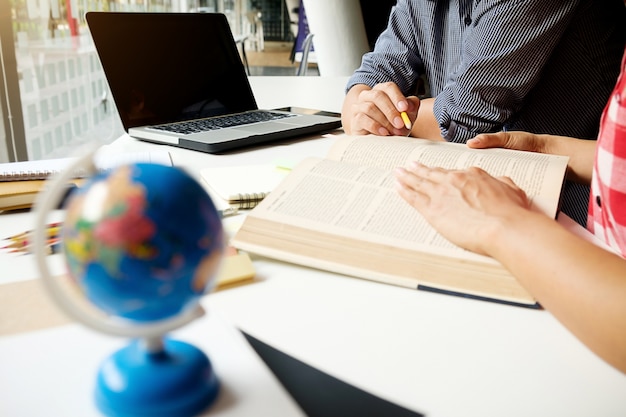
[[2, 76, 626, 417]]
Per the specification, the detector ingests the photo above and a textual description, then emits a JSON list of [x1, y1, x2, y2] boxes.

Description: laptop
[[85, 12, 342, 153]]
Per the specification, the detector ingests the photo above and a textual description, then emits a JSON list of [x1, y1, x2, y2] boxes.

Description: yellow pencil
[[6, 222, 62, 241], [400, 111, 412, 130]]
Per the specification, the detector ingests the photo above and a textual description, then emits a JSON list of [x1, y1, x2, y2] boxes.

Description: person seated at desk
[[341, 0, 626, 227], [393, 47, 626, 374]]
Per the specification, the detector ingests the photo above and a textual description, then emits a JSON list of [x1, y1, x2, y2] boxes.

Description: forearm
[[488, 212, 626, 373], [410, 98, 444, 141], [541, 134, 596, 184]]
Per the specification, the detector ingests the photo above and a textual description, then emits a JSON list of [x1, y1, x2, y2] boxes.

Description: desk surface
[[2, 76, 626, 417]]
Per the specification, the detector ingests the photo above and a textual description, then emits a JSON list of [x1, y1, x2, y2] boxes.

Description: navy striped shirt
[[347, 0, 626, 226]]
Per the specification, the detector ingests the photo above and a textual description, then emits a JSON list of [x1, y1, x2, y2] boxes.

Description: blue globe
[[62, 163, 225, 322]]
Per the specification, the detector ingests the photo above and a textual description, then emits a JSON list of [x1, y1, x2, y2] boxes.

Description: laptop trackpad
[[233, 122, 293, 134], [190, 129, 250, 143]]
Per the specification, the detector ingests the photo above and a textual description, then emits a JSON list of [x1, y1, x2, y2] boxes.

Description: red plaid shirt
[[588, 50, 626, 257]]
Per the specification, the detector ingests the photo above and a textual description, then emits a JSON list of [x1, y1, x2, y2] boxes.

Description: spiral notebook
[[0, 151, 173, 182], [200, 164, 291, 210], [0, 151, 173, 211]]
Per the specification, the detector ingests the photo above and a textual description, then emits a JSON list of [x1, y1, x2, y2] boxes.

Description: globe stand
[[32, 149, 225, 417], [95, 337, 219, 417]]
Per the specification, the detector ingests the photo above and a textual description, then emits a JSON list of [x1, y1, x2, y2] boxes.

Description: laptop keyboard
[[151, 110, 295, 134]]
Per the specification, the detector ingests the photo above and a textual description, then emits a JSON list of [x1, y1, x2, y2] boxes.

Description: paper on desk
[[0, 310, 304, 417], [200, 164, 291, 204]]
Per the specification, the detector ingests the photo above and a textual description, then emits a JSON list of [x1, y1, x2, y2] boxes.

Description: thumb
[[406, 96, 421, 118], [467, 132, 509, 149], [469, 131, 544, 153]]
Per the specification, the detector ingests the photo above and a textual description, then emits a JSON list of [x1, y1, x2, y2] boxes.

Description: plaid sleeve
[[588, 49, 626, 257]]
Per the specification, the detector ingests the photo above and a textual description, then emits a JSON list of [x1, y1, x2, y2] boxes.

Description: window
[[1, 0, 256, 162]]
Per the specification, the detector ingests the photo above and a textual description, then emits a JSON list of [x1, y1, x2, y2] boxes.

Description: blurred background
[[0, 0, 395, 163]]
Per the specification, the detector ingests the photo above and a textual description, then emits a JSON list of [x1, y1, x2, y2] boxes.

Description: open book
[[231, 135, 569, 307]]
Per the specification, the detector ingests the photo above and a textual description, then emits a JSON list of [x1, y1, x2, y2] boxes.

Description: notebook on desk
[[85, 12, 342, 154]]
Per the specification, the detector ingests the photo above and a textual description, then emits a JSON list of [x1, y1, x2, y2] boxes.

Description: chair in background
[[245, 10, 264, 51], [296, 32, 315, 76]]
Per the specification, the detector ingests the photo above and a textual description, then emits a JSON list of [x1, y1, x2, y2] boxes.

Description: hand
[[394, 162, 531, 256], [342, 83, 419, 136], [468, 131, 595, 184]]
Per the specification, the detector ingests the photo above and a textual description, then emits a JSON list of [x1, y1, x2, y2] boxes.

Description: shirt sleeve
[[435, 0, 581, 142], [345, 0, 426, 96]]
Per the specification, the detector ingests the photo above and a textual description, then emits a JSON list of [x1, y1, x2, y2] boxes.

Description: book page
[[326, 135, 568, 217], [252, 157, 494, 264]]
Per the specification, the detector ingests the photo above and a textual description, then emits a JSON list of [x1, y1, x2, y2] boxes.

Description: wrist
[[480, 208, 545, 259]]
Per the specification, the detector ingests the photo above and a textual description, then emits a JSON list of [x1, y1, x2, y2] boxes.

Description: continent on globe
[[62, 163, 225, 322]]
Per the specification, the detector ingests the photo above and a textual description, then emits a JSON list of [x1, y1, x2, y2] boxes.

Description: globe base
[[95, 338, 220, 417]]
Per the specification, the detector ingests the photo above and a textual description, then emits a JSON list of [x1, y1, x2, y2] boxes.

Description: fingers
[[350, 82, 416, 136], [495, 175, 524, 192], [395, 163, 530, 210], [394, 165, 425, 193], [395, 163, 505, 200], [393, 163, 446, 210], [394, 167, 430, 208], [366, 84, 413, 134], [400, 161, 450, 185], [350, 98, 395, 136]]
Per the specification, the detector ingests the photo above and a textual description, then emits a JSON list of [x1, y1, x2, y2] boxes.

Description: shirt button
[[464, 15, 472, 25], [596, 195, 602, 207]]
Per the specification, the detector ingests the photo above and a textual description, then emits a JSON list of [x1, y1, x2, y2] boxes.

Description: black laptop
[[85, 12, 342, 153]]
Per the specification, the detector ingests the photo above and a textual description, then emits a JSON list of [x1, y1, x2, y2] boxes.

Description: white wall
[[300, 0, 369, 76]]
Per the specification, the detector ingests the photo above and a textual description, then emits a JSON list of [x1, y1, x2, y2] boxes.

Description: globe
[[62, 163, 225, 323], [39, 161, 226, 417]]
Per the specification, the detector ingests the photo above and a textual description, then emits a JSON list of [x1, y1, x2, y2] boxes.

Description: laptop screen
[[86, 12, 258, 130]]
